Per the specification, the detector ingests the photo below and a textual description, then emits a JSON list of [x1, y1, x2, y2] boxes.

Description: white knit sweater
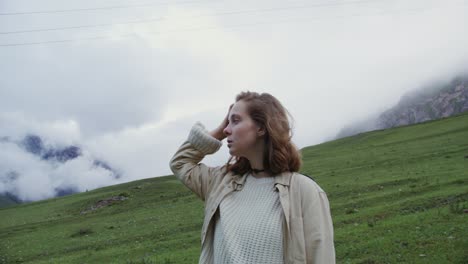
[[213, 174, 284, 264]]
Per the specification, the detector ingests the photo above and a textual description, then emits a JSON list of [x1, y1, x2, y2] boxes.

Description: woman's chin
[[228, 148, 237, 156]]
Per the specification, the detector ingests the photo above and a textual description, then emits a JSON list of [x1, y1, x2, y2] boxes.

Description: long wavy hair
[[226, 91, 302, 175]]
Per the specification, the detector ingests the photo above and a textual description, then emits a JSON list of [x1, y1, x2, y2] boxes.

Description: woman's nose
[[223, 126, 231, 136]]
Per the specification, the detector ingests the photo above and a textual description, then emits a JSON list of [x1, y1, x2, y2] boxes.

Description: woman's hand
[[209, 104, 233, 141]]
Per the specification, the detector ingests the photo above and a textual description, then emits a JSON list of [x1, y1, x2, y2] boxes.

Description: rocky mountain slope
[[336, 75, 468, 139]]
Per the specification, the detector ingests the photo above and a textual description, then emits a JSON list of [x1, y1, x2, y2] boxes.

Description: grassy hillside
[[300, 112, 468, 263], [1, 112, 467, 263]]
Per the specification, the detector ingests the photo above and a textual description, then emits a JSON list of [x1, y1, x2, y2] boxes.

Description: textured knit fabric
[[188, 122, 222, 155], [213, 175, 284, 264]]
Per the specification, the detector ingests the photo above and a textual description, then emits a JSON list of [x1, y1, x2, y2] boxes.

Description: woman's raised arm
[[169, 106, 231, 200]]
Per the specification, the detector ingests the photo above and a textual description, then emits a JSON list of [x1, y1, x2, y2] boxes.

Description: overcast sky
[[1, 0, 468, 201]]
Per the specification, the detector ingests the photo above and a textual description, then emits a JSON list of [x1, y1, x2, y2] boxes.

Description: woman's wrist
[[209, 129, 225, 141], [188, 122, 222, 154]]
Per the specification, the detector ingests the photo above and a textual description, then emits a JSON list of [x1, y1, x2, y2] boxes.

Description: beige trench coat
[[169, 123, 336, 264]]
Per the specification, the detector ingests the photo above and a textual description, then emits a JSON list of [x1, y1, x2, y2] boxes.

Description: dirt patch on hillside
[[80, 195, 128, 215]]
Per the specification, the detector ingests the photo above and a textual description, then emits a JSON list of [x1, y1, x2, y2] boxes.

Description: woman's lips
[[227, 140, 233, 148]]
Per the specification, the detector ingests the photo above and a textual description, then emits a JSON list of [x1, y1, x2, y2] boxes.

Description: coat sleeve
[[302, 179, 336, 263], [169, 122, 225, 201]]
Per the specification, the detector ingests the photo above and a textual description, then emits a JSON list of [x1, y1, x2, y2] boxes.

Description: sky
[[1, 0, 468, 201]]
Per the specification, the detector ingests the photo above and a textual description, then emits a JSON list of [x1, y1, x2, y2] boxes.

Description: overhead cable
[[1, 2, 466, 47], [0, 0, 214, 16], [0, 0, 380, 35]]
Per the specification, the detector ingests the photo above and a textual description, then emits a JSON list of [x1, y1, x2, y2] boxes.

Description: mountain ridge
[[336, 75, 468, 139]]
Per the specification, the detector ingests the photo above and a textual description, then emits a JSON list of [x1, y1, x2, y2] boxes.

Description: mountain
[[0, 112, 466, 263], [0, 192, 20, 208], [0, 134, 120, 206], [21, 134, 82, 162], [336, 75, 468, 139]]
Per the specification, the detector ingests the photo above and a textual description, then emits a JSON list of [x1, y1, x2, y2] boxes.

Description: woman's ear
[[257, 126, 266, 137]]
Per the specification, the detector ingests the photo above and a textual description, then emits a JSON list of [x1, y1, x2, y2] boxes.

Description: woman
[[170, 91, 335, 264]]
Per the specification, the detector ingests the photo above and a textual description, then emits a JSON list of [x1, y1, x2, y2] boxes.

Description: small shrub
[[126, 258, 155, 264], [345, 208, 359, 214], [449, 200, 466, 214], [453, 179, 464, 184], [163, 258, 175, 264], [119, 192, 130, 198], [70, 228, 93, 238]]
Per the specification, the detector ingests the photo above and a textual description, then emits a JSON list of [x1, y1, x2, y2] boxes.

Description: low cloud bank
[[0, 113, 121, 201]]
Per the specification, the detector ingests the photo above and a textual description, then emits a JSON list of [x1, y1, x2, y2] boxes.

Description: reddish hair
[[226, 91, 302, 175]]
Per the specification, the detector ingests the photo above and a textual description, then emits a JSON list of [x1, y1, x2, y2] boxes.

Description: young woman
[[170, 91, 335, 264]]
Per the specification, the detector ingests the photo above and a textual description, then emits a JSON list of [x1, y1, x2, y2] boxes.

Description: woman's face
[[223, 100, 263, 158]]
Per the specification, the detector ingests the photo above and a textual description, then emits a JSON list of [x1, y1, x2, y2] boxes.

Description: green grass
[[1, 112, 467, 263], [0, 178, 203, 263], [301, 112, 468, 263]]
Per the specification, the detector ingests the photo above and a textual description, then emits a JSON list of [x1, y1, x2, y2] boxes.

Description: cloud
[[1, 0, 468, 201], [0, 42, 168, 136], [0, 112, 81, 145], [84, 108, 232, 181], [0, 139, 117, 201], [0, 115, 120, 201], [0, 109, 231, 201]]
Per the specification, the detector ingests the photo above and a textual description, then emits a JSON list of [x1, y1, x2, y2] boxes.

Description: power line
[[1, 2, 466, 47], [0, 0, 213, 16], [0, 0, 410, 17], [0, 18, 163, 35], [0, 36, 112, 46], [0, 0, 379, 35]]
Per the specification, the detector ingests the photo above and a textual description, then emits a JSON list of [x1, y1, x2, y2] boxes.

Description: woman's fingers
[[222, 104, 233, 128], [209, 104, 233, 140]]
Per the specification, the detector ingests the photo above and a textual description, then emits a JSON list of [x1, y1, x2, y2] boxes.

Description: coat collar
[[274, 171, 294, 186], [232, 170, 293, 186]]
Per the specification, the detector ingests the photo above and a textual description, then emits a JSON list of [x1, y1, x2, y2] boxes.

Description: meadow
[[1, 112, 467, 263]]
